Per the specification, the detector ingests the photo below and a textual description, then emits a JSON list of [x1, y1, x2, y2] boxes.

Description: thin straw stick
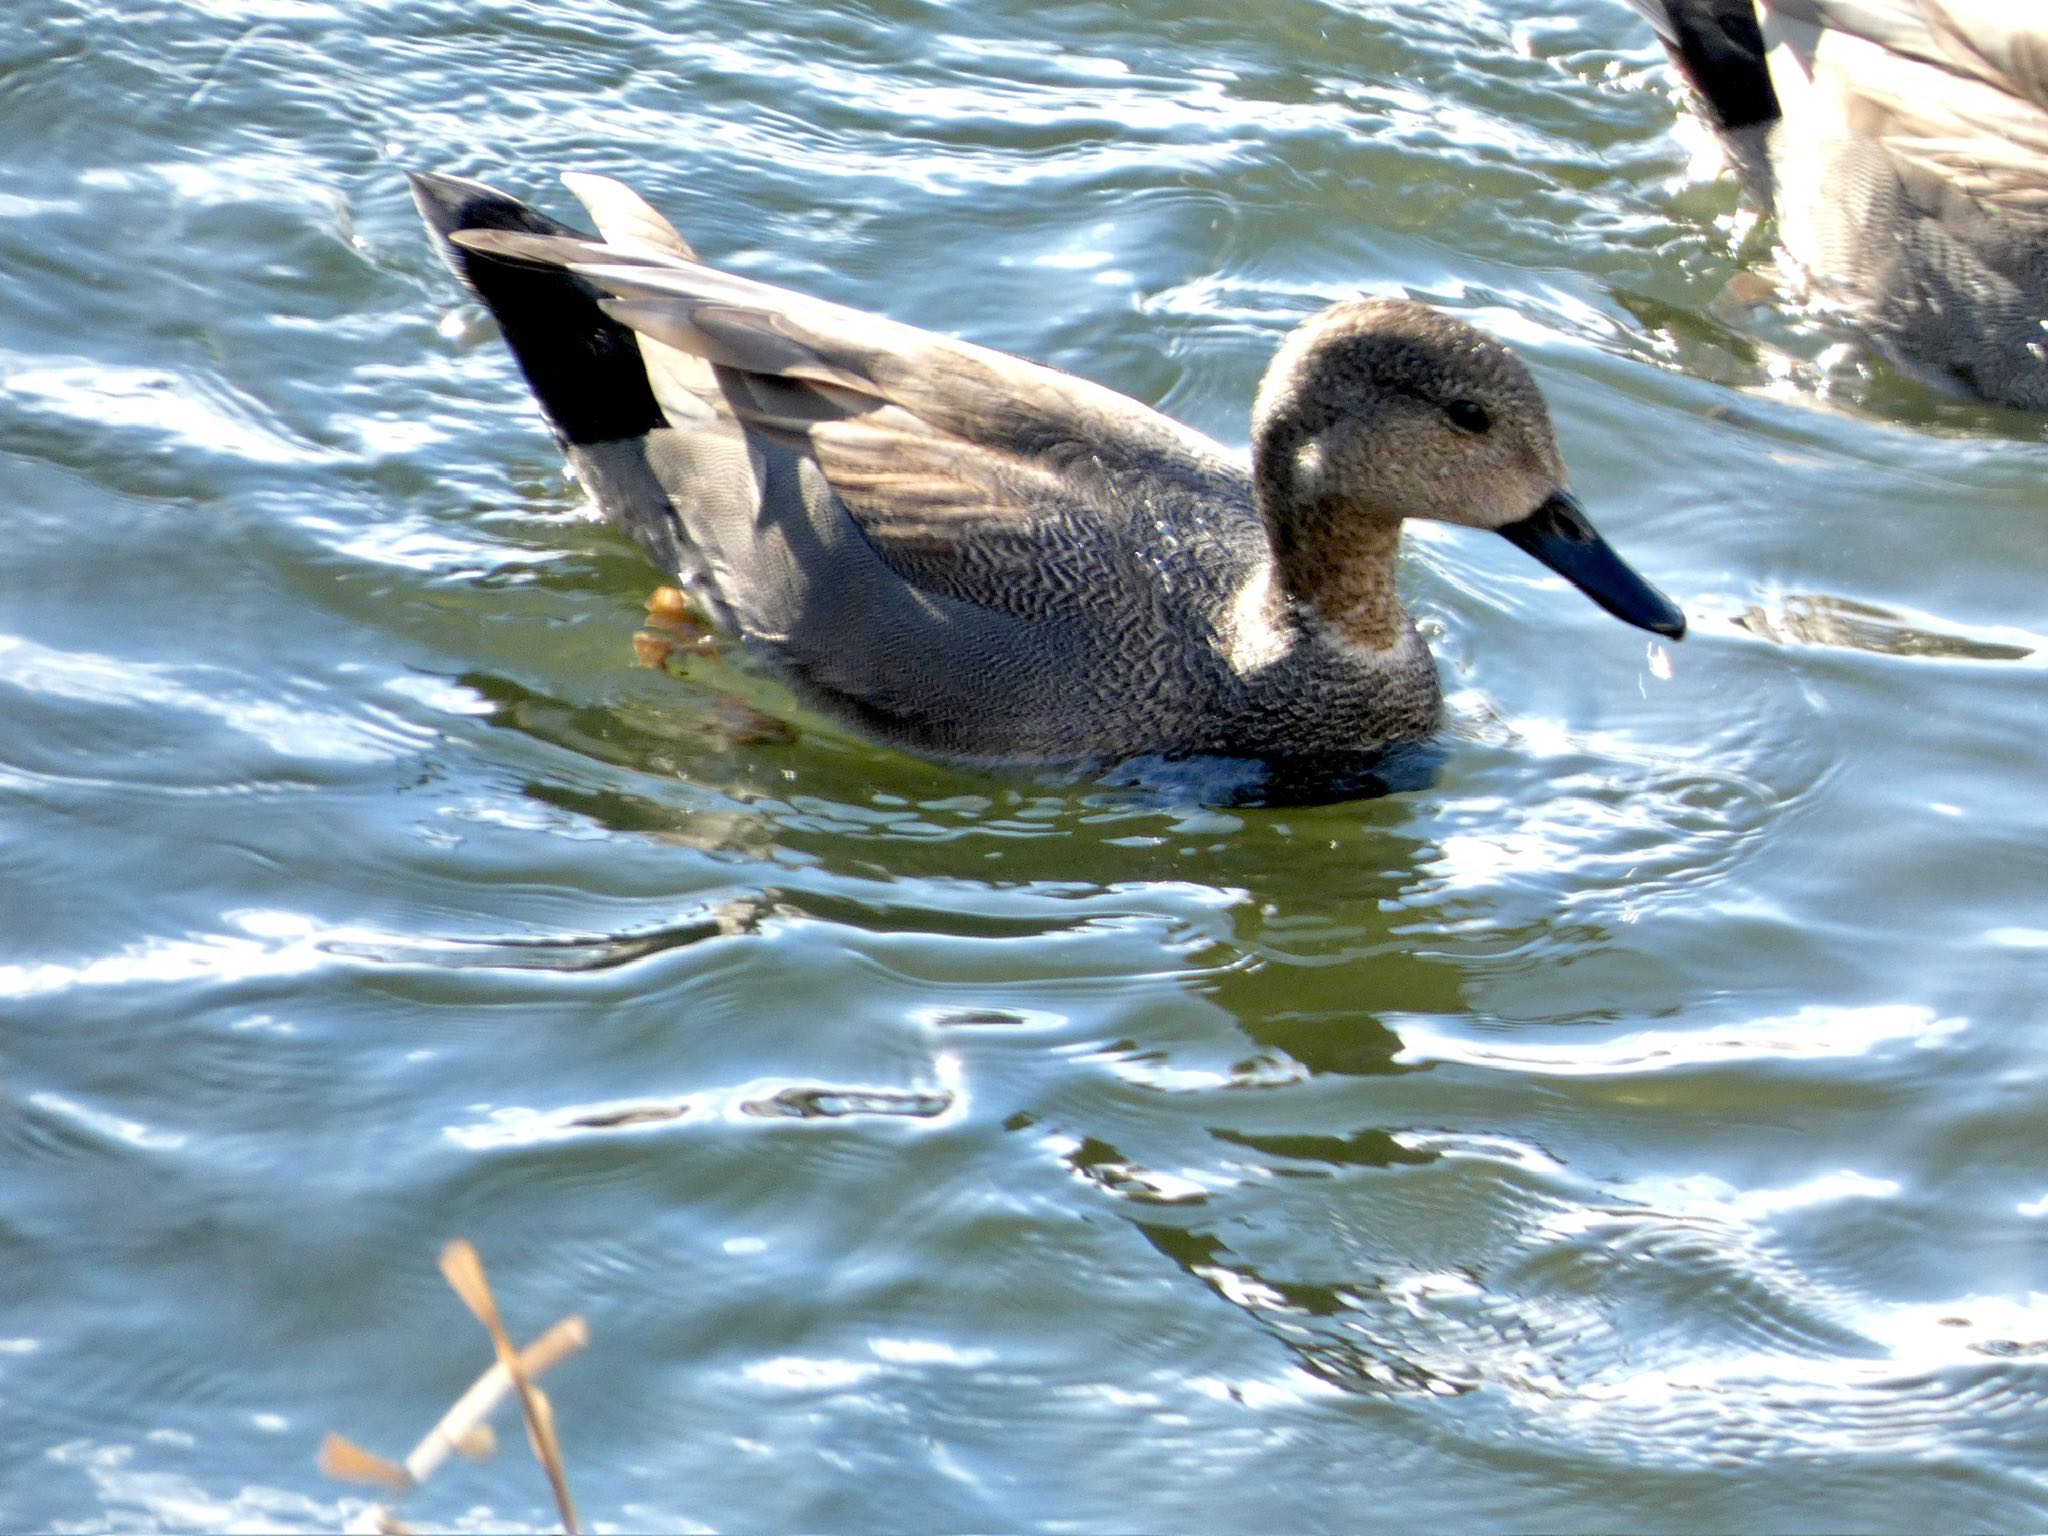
[[403, 1315, 589, 1485], [440, 1241, 582, 1534], [332, 1301, 589, 1535]]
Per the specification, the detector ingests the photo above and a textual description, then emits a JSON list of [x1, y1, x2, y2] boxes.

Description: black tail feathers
[[1630, 0, 1780, 131], [408, 171, 666, 446]]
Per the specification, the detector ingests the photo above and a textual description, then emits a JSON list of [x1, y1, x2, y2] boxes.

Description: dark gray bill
[[1497, 491, 1686, 638]]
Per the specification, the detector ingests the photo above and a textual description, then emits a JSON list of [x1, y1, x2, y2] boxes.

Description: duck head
[[1250, 298, 1684, 644]]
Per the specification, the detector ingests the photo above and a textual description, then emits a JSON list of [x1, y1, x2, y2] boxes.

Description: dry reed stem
[[319, 1433, 412, 1494], [439, 1240, 582, 1534], [323, 1249, 589, 1534], [404, 1315, 588, 1486]]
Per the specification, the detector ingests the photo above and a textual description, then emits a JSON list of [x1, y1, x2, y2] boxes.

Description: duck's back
[[1633, 1, 2048, 408], [412, 172, 1440, 768]]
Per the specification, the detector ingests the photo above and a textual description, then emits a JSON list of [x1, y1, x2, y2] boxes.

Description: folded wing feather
[[452, 207, 1244, 620]]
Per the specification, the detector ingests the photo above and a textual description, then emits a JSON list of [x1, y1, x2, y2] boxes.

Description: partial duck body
[[1628, 0, 2048, 410], [410, 171, 1681, 802]]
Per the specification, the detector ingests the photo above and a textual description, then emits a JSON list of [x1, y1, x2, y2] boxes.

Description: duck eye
[[1444, 398, 1491, 434]]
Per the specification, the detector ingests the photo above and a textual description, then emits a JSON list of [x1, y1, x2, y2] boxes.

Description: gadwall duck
[[410, 172, 1682, 801], [1628, 1, 2048, 409]]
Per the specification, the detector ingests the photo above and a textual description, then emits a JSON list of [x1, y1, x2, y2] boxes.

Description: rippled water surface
[[6, 1, 2048, 1529]]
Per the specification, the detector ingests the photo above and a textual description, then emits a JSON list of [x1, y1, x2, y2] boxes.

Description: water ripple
[[7, 0, 2048, 1528], [1395, 1004, 1962, 1077]]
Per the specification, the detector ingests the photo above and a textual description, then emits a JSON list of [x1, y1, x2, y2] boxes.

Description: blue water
[[4, 0, 2047, 1528]]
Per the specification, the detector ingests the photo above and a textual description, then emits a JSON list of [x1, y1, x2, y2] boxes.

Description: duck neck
[[1264, 506, 1410, 654]]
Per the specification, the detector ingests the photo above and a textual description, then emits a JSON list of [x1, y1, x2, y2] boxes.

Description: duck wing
[[1763, 1, 2048, 216], [454, 190, 1248, 625]]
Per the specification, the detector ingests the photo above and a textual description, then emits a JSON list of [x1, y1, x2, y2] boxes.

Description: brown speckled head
[[1247, 297, 1682, 646], [1250, 298, 1569, 536], [1247, 299, 1576, 645]]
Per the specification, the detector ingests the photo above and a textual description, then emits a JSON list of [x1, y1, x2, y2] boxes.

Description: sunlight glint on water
[[2, 0, 2047, 1529]]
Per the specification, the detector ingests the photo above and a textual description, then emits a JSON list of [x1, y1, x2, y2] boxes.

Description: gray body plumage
[[571, 401, 1437, 768], [1630, 0, 2048, 409]]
